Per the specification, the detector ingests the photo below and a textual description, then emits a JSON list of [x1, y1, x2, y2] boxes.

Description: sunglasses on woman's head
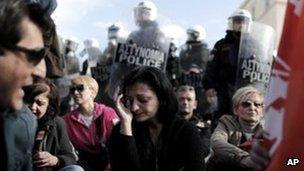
[[70, 84, 85, 93], [240, 101, 264, 108]]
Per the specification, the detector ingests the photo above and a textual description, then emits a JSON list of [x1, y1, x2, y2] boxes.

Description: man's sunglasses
[[2, 44, 46, 65], [70, 84, 85, 93], [241, 101, 264, 108]]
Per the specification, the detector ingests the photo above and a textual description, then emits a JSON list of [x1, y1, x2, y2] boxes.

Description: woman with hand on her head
[[63, 75, 118, 171], [109, 66, 205, 171], [207, 86, 265, 171], [24, 78, 83, 171]]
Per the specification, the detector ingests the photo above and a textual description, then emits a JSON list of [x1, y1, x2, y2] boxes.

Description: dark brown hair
[[122, 66, 178, 123], [24, 78, 60, 117], [0, 0, 51, 55]]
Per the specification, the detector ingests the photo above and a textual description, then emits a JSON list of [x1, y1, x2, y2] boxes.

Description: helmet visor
[[108, 30, 118, 39], [232, 16, 250, 24], [186, 30, 200, 41], [229, 16, 250, 32], [134, 7, 152, 22]]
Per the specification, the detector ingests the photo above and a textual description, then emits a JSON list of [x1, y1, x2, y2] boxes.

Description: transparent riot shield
[[179, 41, 210, 72], [179, 72, 204, 89], [84, 47, 102, 76], [91, 64, 110, 86], [108, 22, 170, 99], [66, 55, 80, 75], [235, 22, 275, 95]]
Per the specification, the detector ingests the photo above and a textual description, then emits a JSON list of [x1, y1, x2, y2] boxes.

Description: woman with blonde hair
[[63, 75, 118, 171], [207, 86, 265, 171]]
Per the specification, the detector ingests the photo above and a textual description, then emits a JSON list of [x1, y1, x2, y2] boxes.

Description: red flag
[[265, 0, 304, 170]]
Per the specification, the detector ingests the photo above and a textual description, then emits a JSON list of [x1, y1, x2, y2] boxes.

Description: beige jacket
[[207, 115, 263, 170]]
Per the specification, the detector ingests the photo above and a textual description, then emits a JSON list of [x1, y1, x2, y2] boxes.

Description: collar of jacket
[[225, 30, 241, 41], [69, 103, 104, 124]]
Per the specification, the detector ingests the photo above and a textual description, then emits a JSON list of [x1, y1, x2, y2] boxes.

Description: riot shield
[[86, 47, 102, 67], [114, 43, 167, 69], [127, 21, 170, 55], [235, 22, 275, 95], [80, 47, 102, 76], [179, 72, 204, 89], [108, 21, 170, 99], [65, 40, 78, 52], [65, 53, 80, 75], [179, 41, 210, 72], [91, 64, 114, 107], [91, 64, 111, 86], [178, 71, 209, 119]]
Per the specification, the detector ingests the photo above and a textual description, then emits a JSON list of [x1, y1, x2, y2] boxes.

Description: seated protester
[[207, 86, 264, 171], [179, 64, 214, 123], [24, 78, 83, 171], [63, 75, 118, 171], [109, 66, 205, 171], [177, 85, 211, 157]]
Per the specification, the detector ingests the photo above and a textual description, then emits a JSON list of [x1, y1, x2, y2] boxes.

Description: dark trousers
[[77, 149, 108, 171]]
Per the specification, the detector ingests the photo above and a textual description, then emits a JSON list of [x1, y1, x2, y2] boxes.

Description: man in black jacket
[[179, 25, 210, 72], [177, 85, 211, 157], [203, 9, 252, 130]]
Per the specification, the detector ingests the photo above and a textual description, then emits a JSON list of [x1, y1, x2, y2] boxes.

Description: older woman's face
[[235, 93, 264, 124], [29, 92, 49, 119], [70, 83, 93, 105], [125, 82, 159, 122]]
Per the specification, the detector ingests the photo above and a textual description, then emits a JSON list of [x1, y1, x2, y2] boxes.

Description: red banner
[[265, 0, 304, 170]]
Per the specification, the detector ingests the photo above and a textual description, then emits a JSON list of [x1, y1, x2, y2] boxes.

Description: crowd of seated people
[[0, 0, 271, 170]]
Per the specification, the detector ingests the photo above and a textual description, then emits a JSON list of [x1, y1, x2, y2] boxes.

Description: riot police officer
[[80, 39, 102, 76], [93, 24, 127, 107], [108, 0, 169, 100], [203, 9, 252, 130], [100, 23, 126, 66], [166, 38, 180, 89], [179, 25, 210, 72], [127, 0, 169, 52], [64, 38, 80, 75]]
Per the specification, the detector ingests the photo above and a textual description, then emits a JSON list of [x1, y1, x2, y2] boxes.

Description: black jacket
[[189, 116, 211, 157], [109, 117, 205, 171], [203, 30, 241, 117], [203, 30, 240, 91], [34, 116, 76, 170]]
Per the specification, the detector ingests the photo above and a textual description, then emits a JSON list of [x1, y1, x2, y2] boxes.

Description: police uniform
[[203, 30, 241, 128]]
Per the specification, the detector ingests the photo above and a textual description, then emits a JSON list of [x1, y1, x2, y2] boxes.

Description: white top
[[79, 114, 94, 128]]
